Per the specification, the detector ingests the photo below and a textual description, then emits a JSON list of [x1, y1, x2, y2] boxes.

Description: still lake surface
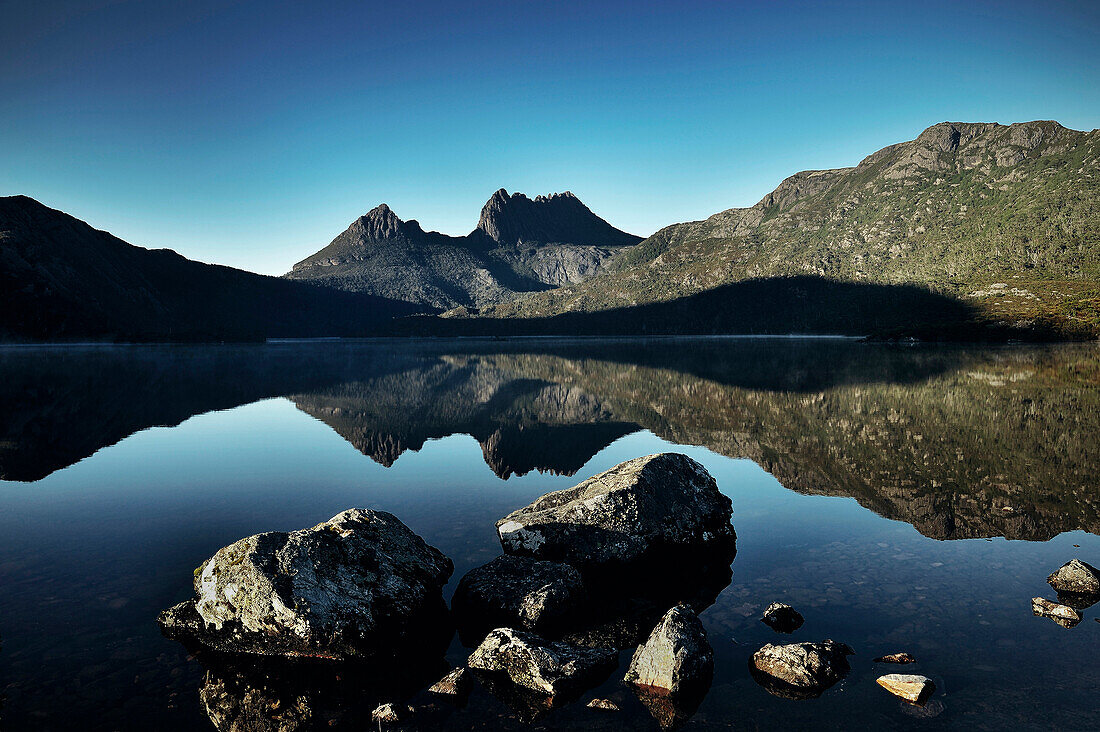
[[0, 338, 1098, 730]]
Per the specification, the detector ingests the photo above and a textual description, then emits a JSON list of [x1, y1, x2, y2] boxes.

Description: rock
[[372, 702, 411, 724], [761, 602, 804, 633], [496, 453, 734, 567], [427, 667, 471, 699], [158, 509, 454, 659], [877, 674, 936, 704], [625, 604, 713, 695], [874, 652, 916, 664], [750, 640, 854, 697], [451, 555, 586, 641], [1032, 597, 1082, 628], [587, 698, 620, 711], [466, 627, 617, 697], [1047, 559, 1100, 594]]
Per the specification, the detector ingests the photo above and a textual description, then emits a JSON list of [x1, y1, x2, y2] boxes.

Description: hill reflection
[[2, 339, 1098, 540]]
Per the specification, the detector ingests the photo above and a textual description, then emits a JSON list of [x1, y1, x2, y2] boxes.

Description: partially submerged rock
[[586, 697, 620, 711], [451, 555, 586, 641], [625, 604, 713, 696], [1032, 597, 1082, 628], [372, 702, 411, 724], [761, 602, 804, 633], [874, 652, 916, 664], [877, 674, 936, 705], [496, 453, 734, 567], [428, 667, 471, 699], [466, 627, 617, 697], [1047, 559, 1100, 594], [159, 509, 454, 659], [750, 640, 854, 698]]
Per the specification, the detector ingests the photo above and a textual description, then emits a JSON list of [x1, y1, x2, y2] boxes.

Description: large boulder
[[451, 555, 586, 641], [624, 604, 713, 695], [1047, 559, 1100, 594], [496, 453, 734, 567], [750, 640, 854, 699], [466, 627, 617, 698], [159, 509, 454, 660]]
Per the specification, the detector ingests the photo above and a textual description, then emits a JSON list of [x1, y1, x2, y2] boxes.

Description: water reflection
[[3, 340, 1098, 541]]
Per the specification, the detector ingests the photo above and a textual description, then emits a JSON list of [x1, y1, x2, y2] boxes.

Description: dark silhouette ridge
[[0, 195, 423, 343], [394, 276, 1040, 341]]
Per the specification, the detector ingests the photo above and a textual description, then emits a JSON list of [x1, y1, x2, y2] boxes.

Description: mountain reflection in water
[[2, 339, 1098, 541]]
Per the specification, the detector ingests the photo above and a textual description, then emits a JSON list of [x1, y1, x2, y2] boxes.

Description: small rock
[[750, 640, 853, 695], [877, 674, 936, 704], [586, 698, 620, 711], [761, 602, 804, 633], [451, 555, 586, 639], [1047, 559, 1100, 594], [496, 453, 734, 567], [466, 627, 617, 697], [371, 702, 410, 724], [428, 667, 471, 698], [874, 652, 916, 664], [624, 604, 713, 695], [1032, 597, 1082, 628]]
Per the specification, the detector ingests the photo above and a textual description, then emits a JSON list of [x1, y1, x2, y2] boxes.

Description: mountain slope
[[285, 189, 642, 309], [0, 196, 420, 342], [474, 121, 1100, 339]]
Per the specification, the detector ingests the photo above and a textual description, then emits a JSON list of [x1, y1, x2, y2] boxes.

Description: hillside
[[0, 196, 419, 342], [463, 121, 1100, 339], [285, 189, 641, 309]]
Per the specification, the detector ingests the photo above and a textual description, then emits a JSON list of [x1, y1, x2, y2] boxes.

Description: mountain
[[285, 189, 642, 309], [458, 121, 1100, 340], [0, 195, 420, 342]]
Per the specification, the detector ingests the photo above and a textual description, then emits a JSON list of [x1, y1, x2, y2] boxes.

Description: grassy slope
[[472, 122, 1100, 338]]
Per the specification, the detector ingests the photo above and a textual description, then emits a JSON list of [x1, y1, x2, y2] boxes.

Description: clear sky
[[2, 0, 1098, 275]]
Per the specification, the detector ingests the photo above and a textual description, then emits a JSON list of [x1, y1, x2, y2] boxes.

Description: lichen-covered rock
[[451, 555, 586, 640], [159, 509, 454, 659], [761, 602, 804, 633], [466, 627, 617, 697], [874, 652, 916, 664], [751, 640, 853, 695], [496, 453, 734, 567], [1032, 597, 1082, 628], [1047, 559, 1100, 594], [428, 667, 471, 699], [877, 674, 936, 704], [625, 604, 713, 695]]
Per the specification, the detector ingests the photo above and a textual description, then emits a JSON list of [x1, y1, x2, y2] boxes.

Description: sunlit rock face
[[496, 453, 735, 567], [750, 640, 854, 699], [159, 508, 453, 660]]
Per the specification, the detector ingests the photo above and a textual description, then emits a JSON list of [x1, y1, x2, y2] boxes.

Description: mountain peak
[[475, 188, 639, 248]]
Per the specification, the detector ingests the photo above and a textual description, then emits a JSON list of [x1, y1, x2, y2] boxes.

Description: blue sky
[[2, 0, 1098, 275]]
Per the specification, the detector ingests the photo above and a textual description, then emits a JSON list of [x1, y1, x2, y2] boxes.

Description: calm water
[[1, 338, 1098, 730]]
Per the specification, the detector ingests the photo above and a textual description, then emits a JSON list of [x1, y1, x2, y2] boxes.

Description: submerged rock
[[761, 602, 804, 633], [877, 674, 936, 704], [1032, 597, 1082, 628], [496, 453, 734, 567], [874, 652, 916, 664], [466, 627, 617, 697], [750, 640, 853, 698], [428, 666, 471, 699], [1047, 559, 1100, 594], [159, 509, 454, 660], [451, 555, 586, 641], [625, 604, 713, 695]]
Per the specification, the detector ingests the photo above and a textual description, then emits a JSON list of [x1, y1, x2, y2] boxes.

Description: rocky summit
[[158, 508, 453, 659], [285, 189, 641, 310], [495, 453, 735, 567]]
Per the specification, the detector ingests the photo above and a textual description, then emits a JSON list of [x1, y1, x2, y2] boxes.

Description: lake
[[1, 338, 1098, 730]]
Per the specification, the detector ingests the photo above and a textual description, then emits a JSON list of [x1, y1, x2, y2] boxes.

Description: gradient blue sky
[[2, 0, 1098, 275]]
